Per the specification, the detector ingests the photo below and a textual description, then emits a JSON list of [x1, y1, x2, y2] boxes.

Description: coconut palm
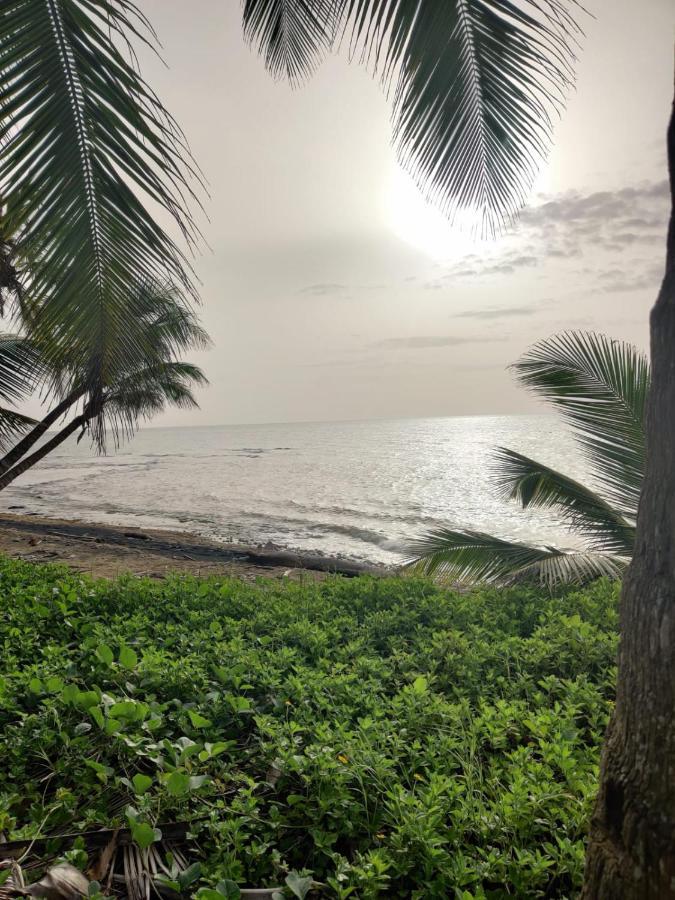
[[0, 277, 209, 491], [0, 0, 202, 440], [406, 332, 647, 586]]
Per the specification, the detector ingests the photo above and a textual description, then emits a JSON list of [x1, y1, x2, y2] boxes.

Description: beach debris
[[123, 533, 150, 541]]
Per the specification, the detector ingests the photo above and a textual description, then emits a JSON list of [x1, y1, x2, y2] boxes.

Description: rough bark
[[0, 412, 86, 491], [581, 104, 675, 897], [0, 387, 84, 474]]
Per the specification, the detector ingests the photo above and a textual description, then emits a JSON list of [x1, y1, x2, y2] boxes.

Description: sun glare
[[385, 169, 491, 263]]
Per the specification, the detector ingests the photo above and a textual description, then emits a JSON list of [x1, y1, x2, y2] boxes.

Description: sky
[[134, 0, 673, 426]]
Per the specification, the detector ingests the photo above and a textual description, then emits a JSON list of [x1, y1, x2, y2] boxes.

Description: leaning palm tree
[[405, 332, 648, 586], [0, 278, 209, 491]]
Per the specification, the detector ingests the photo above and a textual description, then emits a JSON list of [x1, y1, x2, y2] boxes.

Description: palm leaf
[[513, 331, 648, 517], [0, 333, 42, 404], [0, 0, 202, 440], [493, 447, 635, 555], [242, 0, 339, 85], [243, 0, 582, 230], [96, 360, 207, 447], [405, 527, 627, 586], [0, 405, 36, 450]]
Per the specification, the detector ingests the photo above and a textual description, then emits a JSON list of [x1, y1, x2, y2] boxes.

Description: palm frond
[[0, 0, 202, 418], [242, 0, 339, 85], [405, 527, 627, 587], [0, 333, 43, 403], [97, 360, 207, 448], [243, 0, 583, 230], [0, 405, 37, 450], [493, 447, 634, 555], [513, 331, 648, 517]]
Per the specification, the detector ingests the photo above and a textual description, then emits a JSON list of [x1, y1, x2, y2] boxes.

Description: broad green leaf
[[166, 771, 190, 796], [188, 710, 211, 729], [285, 873, 313, 900], [119, 646, 138, 670], [131, 822, 161, 850], [110, 701, 137, 720], [412, 676, 428, 695], [177, 864, 201, 890], [45, 675, 64, 693], [96, 644, 114, 666], [28, 677, 43, 694], [132, 774, 153, 795]]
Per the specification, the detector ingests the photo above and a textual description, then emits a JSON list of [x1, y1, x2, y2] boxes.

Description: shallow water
[[0, 415, 588, 564]]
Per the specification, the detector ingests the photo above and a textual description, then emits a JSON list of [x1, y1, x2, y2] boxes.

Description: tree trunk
[[0, 387, 84, 474], [581, 104, 675, 896], [0, 412, 86, 491]]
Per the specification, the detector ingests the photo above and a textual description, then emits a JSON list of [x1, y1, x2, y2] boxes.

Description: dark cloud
[[376, 335, 506, 350]]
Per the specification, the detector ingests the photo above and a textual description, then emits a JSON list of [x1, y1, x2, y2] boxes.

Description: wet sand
[[0, 512, 387, 582]]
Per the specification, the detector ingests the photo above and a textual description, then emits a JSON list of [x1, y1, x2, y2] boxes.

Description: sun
[[384, 168, 490, 262]]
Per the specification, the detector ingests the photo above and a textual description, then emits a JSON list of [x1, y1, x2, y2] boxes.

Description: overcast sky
[[135, 0, 672, 426]]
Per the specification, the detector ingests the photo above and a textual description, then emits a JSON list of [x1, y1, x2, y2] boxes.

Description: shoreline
[[0, 512, 388, 581]]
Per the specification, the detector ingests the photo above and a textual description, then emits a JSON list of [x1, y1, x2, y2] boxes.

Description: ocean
[[0, 415, 586, 565]]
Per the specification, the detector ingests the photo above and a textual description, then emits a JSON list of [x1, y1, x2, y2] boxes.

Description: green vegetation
[[408, 332, 647, 587], [1, 559, 617, 898]]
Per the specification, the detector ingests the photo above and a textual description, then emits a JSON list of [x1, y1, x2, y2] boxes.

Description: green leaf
[[132, 774, 153, 795], [166, 771, 190, 796], [96, 644, 114, 666], [285, 872, 313, 900], [177, 864, 201, 891], [85, 759, 113, 784], [131, 822, 161, 850], [110, 701, 137, 720], [188, 710, 211, 729], [119, 646, 138, 670], [89, 706, 105, 729], [216, 881, 241, 900], [45, 675, 64, 693], [412, 676, 428, 695], [28, 677, 43, 694]]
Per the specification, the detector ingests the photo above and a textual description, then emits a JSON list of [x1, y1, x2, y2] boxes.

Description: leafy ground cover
[[0, 559, 618, 898]]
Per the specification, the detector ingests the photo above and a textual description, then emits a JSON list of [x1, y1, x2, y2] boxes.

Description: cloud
[[438, 179, 669, 294], [594, 262, 664, 294], [375, 335, 506, 350], [299, 283, 348, 296], [455, 305, 537, 320]]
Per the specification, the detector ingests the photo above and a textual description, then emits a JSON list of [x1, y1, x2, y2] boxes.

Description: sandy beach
[[0, 511, 385, 581]]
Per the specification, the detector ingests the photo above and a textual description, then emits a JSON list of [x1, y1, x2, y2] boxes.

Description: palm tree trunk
[[0, 387, 84, 474], [0, 412, 87, 492], [581, 102, 675, 896]]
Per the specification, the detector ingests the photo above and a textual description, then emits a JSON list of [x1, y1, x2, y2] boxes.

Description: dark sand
[[0, 512, 387, 582]]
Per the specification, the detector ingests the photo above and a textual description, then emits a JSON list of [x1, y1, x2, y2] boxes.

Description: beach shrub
[[0, 560, 617, 897]]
